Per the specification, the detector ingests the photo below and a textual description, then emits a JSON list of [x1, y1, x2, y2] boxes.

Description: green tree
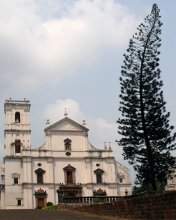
[[117, 4, 176, 191]]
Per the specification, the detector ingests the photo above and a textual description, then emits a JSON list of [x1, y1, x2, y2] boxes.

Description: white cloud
[[43, 98, 117, 147], [0, 0, 139, 179], [91, 118, 116, 145], [43, 99, 85, 123], [90, 117, 126, 162], [0, 0, 139, 92]]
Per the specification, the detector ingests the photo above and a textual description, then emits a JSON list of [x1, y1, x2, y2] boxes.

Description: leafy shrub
[[43, 205, 57, 210], [46, 202, 53, 207]]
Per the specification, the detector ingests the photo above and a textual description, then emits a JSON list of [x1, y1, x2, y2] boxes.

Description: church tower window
[[64, 138, 72, 151], [15, 139, 21, 153], [15, 112, 21, 123]]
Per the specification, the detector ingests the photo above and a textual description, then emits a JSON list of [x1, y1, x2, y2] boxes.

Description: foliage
[[46, 202, 53, 206], [43, 204, 57, 210], [117, 4, 176, 191], [132, 181, 165, 195], [132, 184, 153, 195]]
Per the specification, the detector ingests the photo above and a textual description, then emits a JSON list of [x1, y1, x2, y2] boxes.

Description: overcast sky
[[0, 0, 175, 183]]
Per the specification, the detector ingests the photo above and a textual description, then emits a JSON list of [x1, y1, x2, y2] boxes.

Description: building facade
[[165, 162, 176, 191], [0, 99, 131, 209]]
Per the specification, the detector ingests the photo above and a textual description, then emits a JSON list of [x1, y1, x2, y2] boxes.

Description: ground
[[0, 209, 128, 220]]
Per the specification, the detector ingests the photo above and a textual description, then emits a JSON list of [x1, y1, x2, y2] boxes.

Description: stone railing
[[62, 196, 124, 204]]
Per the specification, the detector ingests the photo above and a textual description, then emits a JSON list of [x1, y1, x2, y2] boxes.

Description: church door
[[37, 198, 45, 208], [34, 188, 47, 208]]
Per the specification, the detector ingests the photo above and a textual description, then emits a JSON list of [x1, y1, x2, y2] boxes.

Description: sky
[[0, 0, 175, 184]]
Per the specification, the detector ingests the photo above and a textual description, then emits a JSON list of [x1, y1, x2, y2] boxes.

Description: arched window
[[63, 164, 76, 184], [35, 168, 45, 184], [64, 138, 72, 151], [94, 168, 104, 184], [15, 139, 21, 153], [15, 112, 20, 123]]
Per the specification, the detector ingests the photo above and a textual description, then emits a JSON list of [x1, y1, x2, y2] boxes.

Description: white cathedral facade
[[0, 99, 131, 209]]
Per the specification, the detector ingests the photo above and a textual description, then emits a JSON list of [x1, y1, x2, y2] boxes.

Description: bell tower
[[4, 98, 31, 156]]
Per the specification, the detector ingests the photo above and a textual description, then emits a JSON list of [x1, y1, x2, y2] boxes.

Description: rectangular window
[[17, 199, 22, 206], [119, 177, 123, 183], [37, 173, 43, 184], [96, 173, 102, 184], [1, 175, 5, 181], [14, 177, 18, 184], [1, 175, 5, 184], [67, 171, 73, 184], [64, 139, 72, 151], [15, 140, 21, 153]]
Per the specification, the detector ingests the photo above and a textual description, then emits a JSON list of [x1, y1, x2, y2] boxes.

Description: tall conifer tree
[[118, 4, 176, 191]]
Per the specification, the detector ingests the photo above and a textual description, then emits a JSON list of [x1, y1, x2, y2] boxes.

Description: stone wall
[[67, 191, 176, 219]]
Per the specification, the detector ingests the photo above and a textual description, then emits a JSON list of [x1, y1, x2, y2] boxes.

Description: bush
[[43, 205, 57, 210], [46, 202, 53, 207]]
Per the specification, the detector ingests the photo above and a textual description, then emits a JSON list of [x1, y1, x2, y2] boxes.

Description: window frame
[[37, 173, 43, 184], [118, 173, 125, 183], [15, 112, 21, 123], [96, 173, 102, 184], [17, 199, 22, 206], [15, 139, 21, 153], [66, 171, 73, 184], [119, 177, 123, 183], [94, 168, 104, 184], [14, 177, 19, 184], [35, 168, 45, 184], [12, 173, 20, 185], [64, 138, 72, 151], [63, 164, 76, 185]]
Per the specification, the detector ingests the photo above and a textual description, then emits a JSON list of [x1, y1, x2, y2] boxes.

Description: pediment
[[63, 164, 76, 171], [44, 117, 89, 133], [94, 168, 104, 174], [12, 173, 20, 178], [35, 168, 45, 174]]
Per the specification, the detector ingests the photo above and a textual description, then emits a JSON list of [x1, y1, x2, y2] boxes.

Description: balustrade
[[62, 196, 123, 204]]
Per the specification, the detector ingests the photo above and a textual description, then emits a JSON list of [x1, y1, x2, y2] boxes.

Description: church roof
[[44, 116, 89, 133]]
